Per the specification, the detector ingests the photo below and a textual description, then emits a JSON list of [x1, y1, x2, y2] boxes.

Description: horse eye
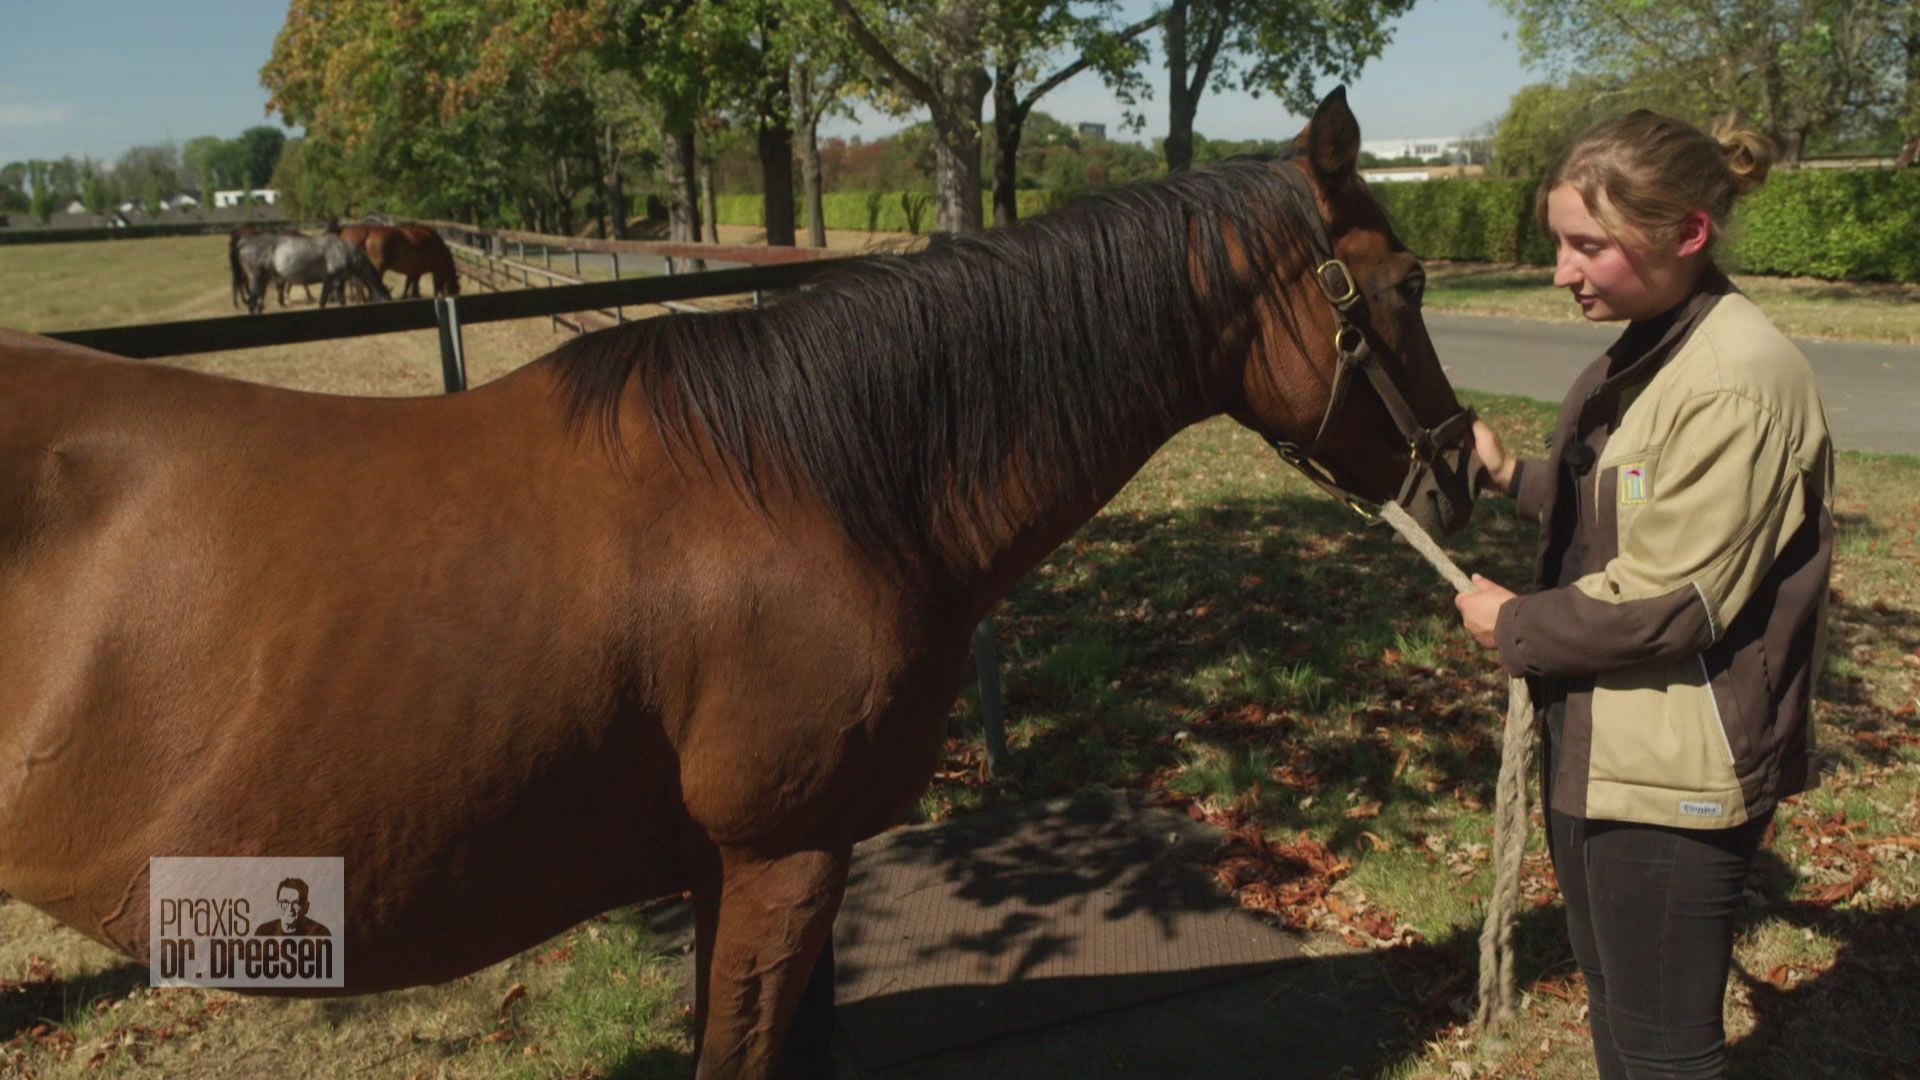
[[1400, 273, 1426, 305]]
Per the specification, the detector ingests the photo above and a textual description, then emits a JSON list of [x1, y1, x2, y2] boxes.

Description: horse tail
[[228, 234, 248, 310], [431, 238, 460, 295]]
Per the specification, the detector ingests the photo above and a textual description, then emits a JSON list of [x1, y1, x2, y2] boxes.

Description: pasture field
[[2, 237, 1918, 1079], [1424, 261, 1920, 344]]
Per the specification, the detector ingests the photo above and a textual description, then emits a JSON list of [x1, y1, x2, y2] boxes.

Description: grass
[[1425, 260, 1920, 344], [3, 236, 1917, 1078]]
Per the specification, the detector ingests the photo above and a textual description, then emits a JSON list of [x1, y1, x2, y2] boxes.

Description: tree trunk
[[661, 117, 700, 245], [604, 121, 628, 239], [701, 156, 719, 243], [1780, 127, 1805, 166], [991, 65, 1024, 228], [933, 65, 989, 234], [1901, 26, 1920, 169], [759, 119, 797, 246], [1164, 0, 1194, 173], [795, 60, 829, 247]]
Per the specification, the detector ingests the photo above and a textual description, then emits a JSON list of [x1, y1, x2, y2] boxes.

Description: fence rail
[[46, 260, 833, 359]]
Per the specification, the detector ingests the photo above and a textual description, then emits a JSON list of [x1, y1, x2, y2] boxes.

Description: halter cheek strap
[[1265, 169, 1476, 522]]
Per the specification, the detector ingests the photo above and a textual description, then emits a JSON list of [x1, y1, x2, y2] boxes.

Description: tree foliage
[[1495, 0, 1908, 162]]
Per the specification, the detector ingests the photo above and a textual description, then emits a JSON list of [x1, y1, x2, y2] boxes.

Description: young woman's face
[[1546, 184, 1704, 322]]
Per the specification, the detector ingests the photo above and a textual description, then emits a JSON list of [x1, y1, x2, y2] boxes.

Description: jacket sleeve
[[1509, 457, 1553, 522], [1494, 390, 1810, 678]]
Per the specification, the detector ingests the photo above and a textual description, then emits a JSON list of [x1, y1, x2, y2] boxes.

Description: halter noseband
[[1264, 167, 1476, 522]]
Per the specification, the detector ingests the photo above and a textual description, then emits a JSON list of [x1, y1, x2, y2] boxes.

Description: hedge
[[1370, 169, 1920, 284], [709, 168, 1919, 283]]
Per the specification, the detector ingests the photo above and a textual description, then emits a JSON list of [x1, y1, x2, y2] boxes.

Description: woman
[[1455, 111, 1835, 1079]]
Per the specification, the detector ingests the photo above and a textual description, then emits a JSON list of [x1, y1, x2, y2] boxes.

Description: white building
[[1361, 136, 1475, 163], [213, 189, 279, 208]]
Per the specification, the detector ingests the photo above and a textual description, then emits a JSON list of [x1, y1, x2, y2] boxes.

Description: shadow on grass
[[943, 489, 1538, 816], [601, 1047, 697, 1079], [0, 959, 148, 1042]]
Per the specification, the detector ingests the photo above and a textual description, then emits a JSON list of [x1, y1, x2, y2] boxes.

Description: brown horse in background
[[363, 223, 460, 298], [0, 91, 1473, 1078]]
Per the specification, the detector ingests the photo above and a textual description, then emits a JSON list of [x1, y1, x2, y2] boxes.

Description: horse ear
[[1296, 86, 1361, 188]]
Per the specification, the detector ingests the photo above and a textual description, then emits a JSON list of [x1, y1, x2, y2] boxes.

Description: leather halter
[[1264, 167, 1476, 522]]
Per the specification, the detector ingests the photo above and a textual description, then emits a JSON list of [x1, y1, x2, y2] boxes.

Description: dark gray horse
[[236, 232, 390, 315]]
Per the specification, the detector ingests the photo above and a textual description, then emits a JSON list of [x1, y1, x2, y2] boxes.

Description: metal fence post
[[573, 250, 581, 280], [972, 615, 1009, 777], [434, 295, 468, 394], [612, 251, 624, 324]]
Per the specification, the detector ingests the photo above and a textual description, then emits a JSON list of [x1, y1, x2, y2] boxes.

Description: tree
[[1496, 0, 1896, 163], [0, 162, 27, 213], [81, 166, 117, 219], [787, 21, 860, 246], [830, 0, 993, 233], [29, 178, 54, 224], [112, 145, 184, 208], [1158, 0, 1417, 173], [1491, 75, 1678, 177], [987, 0, 1160, 226], [235, 127, 289, 189]]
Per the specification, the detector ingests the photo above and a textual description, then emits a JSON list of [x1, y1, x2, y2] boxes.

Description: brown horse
[[363, 222, 460, 298], [0, 91, 1472, 1077]]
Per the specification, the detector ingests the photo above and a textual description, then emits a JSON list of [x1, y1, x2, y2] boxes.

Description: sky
[[0, 0, 1535, 168]]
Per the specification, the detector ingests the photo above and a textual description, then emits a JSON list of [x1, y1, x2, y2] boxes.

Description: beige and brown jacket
[[1495, 270, 1834, 829]]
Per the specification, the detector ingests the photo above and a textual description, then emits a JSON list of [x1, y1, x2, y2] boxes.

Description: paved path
[[648, 790, 1425, 1078], [1428, 313, 1920, 455]]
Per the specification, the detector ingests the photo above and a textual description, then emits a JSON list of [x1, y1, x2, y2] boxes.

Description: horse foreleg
[[694, 846, 848, 1080]]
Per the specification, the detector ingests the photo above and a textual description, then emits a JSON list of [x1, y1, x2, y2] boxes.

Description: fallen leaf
[[1344, 800, 1383, 820], [498, 983, 526, 1021]]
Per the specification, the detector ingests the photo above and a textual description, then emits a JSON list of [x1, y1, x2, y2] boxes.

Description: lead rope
[[1377, 502, 1536, 1031]]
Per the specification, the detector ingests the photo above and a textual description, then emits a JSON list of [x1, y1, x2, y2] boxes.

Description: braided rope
[[1378, 503, 1536, 1031]]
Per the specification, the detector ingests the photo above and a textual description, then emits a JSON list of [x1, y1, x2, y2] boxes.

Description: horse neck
[[937, 227, 1329, 611], [936, 271, 1280, 615]]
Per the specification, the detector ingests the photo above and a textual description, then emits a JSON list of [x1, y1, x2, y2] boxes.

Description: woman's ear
[[1675, 210, 1712, 258]]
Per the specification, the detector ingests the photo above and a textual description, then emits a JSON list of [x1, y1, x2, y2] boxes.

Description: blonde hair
[[1535, 111, 1776, 252]]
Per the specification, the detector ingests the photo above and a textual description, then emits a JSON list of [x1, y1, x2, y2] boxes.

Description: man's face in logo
[[276, 886, 308, 925]]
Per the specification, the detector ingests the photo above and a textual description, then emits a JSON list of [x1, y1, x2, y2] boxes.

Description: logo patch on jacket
[[1679, 800, 1724, 818], [1619, 462, 1650, 504]]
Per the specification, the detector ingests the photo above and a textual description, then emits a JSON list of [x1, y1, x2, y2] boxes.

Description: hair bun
[[1711, 117, 1776, 196]]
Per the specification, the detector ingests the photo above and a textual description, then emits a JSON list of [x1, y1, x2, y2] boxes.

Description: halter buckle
[[1315, 259, 1360, 308]]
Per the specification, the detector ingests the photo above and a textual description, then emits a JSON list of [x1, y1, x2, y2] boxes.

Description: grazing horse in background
[[0, 90, 1475, 1078], [364, 223, 460, 298], [227, 224, 263, 309], [236, 232, 390, 313]]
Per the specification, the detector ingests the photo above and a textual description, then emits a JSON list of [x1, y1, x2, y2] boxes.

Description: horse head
[[1229, 88, 1476, 538]]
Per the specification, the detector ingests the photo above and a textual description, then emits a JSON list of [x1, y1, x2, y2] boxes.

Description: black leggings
[[1548, 807, 1771, 1079]]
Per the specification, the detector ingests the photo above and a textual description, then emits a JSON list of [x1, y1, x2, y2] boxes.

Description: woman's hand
[[1471, 418, 1517, 496], [1455, 574, 1517, 650]]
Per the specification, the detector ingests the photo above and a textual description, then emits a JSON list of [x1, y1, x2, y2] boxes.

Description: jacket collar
[[1597, 263, 1734, 393]]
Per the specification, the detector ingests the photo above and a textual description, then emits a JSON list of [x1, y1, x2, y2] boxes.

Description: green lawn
[[1426, 261, 1920, 344]]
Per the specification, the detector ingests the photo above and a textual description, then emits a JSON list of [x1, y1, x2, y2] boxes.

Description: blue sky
[[0, 0, 1533, 167]]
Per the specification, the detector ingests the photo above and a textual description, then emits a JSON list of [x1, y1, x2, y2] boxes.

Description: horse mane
[[544, 158, 1322, 564]]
